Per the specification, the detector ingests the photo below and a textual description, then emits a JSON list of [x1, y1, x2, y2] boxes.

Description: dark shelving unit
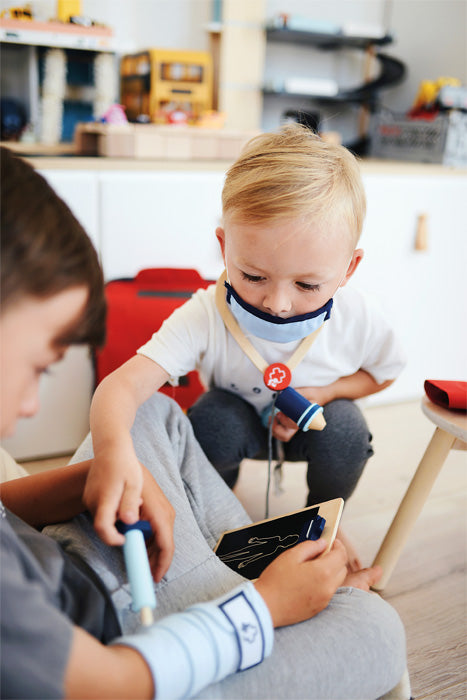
[[263, 26, 406, 154], [265, 27, 393, 51], [263, 27, 405, 105]]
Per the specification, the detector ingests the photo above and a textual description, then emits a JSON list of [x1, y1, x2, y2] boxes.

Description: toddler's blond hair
[[222, 124, 366, 248]]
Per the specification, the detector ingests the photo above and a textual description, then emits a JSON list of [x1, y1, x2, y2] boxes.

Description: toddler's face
[[216, 215, 362, 319]]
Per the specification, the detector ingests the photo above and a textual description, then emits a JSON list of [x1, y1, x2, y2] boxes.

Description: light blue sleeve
[[111, 581, 273, 699]]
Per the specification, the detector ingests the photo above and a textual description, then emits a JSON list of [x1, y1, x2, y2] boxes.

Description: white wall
[[385, 0, 467, 111]]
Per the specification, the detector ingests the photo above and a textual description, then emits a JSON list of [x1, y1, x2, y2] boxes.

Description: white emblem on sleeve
[[219, 592, 265, 670]]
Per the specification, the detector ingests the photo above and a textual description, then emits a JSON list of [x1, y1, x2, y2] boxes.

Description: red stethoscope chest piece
[[263, 363, 292, 391]]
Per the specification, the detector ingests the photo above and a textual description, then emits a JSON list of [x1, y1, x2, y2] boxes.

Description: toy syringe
[[116, 520, 156, 626]]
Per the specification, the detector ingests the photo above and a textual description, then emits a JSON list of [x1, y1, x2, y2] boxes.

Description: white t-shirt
[[137, 283, 406, 414]]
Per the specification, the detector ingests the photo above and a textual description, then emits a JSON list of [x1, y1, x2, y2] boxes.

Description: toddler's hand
[[298, 385, 334, 407], [83, 452, 175, 581], [83, 449, 143, 545], [272, 412, 299, 442]]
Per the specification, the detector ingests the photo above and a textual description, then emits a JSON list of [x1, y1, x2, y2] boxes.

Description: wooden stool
[[372, 396, 467, 591]]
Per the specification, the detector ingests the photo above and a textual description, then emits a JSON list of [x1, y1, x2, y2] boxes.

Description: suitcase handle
[[135, 268, 209, 290]]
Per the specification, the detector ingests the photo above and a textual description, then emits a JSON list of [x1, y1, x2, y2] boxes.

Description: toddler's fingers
[[93, 500, 125, 546], [118, 482, 143, 524]]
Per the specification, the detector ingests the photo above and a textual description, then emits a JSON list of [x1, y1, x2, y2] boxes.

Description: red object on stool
[[95, 268, 212, 410], [424, 380, 467, 411]]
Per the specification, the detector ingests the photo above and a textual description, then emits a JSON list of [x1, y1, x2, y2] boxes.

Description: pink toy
[[101, 104, 128, 124]]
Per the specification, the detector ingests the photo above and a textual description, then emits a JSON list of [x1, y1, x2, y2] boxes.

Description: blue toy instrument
[[116, 520, 156, 626], [262, 385, 324, 432], [276, 386, 324, 431]]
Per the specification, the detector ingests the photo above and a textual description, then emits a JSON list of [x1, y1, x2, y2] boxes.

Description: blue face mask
[[224, 281, 333, 343]]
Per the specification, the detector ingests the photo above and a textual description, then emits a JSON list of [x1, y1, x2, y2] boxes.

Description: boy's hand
[[140, 466, 176, 581], [254, 538, 348, 627], [83, 453, 175, 581]]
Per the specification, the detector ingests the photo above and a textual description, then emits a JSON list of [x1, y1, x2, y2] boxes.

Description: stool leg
[[372, 427, 455, 591]]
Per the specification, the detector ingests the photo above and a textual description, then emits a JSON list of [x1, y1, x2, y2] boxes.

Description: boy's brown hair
[[222, 124, 366, 247], [0, 147, 106, 347]]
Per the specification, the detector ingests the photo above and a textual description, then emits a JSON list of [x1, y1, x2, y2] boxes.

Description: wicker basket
[[370, 110, 467, 167]]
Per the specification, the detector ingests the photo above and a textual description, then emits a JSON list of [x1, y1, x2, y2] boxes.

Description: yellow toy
[[411, 76, 461, 112], [0, 5, 32, 20], [56, 0, 81, 23], [120, 48, 213, 124]]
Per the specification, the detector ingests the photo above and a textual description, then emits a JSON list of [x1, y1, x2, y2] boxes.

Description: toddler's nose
[[263, 287, 292, 316]]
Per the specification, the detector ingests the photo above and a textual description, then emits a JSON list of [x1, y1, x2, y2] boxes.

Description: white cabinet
[[1, 347, 95, 461], [99, 171, 225, 281], [355, 171, 467, 405], [41, 170, 100, 250]]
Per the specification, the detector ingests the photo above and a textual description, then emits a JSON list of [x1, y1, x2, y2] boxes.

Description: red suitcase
[[95, 268, 213, 410]]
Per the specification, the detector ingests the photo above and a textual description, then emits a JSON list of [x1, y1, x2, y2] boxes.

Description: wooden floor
[[22, 400, 466, 699]]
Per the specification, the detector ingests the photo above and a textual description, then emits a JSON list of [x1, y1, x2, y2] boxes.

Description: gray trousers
[[188, 389, 373, 503], [46, 394, 406, 700]]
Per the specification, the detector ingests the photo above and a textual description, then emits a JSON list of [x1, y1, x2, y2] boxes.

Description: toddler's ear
[[216, 227, 226, 261], [340, 248, 364, 287]]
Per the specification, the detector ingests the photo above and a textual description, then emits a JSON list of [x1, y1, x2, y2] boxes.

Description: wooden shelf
[[0, 18, 115, 51]]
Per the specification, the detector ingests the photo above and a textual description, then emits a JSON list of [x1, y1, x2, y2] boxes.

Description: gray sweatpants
[[46, 393, 406, 700]]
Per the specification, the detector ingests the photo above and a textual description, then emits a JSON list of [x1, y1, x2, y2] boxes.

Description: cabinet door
[[99, 171, 225, 280], [1, 347, 95, 461], [354, 173, 467, 405], [2, 171, 99, 460], [41, 170, 100, 251]]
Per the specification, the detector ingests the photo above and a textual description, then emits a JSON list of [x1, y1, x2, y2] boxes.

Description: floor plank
[[386, 572, 466, 696], [418, 680, 467, 700]]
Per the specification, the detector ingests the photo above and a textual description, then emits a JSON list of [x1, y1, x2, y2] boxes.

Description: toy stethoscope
[[215, 270, 326, 432]]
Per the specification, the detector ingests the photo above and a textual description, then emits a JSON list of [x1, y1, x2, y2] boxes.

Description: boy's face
[[216, 215, 363, 318], [0, 286, 88, 438]]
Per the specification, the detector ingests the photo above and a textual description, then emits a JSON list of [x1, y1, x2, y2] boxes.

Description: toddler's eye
[[296, 281, 321, 292], [241, 271, 265, 283]]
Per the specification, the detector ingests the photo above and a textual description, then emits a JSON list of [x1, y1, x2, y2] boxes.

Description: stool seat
[[421, 396, 467, 447], [372, 396, 467, 591]]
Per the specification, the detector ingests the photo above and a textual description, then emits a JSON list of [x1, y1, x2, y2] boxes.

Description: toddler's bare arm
[[87, 355, 174, 579]]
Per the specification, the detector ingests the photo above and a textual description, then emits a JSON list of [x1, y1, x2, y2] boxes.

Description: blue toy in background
[[116, 520, 156, 626], [261, 385, 324, 432]]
